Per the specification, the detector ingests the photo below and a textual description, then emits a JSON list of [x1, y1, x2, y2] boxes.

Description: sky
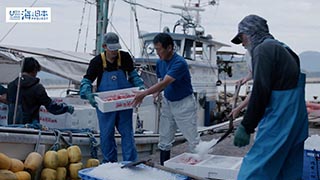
[[0, 0, 319, 57]]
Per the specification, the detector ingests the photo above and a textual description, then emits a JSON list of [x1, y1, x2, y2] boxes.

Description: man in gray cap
[[231, 14, 308, 179], [80, 32, 144, 163]]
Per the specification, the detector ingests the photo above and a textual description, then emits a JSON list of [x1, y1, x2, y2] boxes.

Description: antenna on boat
[[95, 0, 109, 55], [171, 3, 205, 36]]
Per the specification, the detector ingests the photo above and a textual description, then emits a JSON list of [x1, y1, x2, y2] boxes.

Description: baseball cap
[[231, 14, 269, 44], [104, 32, 121, 51]]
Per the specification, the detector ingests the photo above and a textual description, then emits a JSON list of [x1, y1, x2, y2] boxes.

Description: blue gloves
[[87, 93, 98, 108], [80, 78, 98, 108], [80, 78, 93, 99], [129, 69, 145, 89], [234, 124, 250, 147], [67, 105, 74, 114]]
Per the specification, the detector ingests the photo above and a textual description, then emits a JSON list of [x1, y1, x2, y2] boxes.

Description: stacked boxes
[[39, 97, 99, 131]]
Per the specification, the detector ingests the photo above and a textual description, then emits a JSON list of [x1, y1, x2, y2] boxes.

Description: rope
[[87, 132, 99, 159], [75, 0, 87, 52], [0, 0, 39, 43], [34, 130, 42, 152], [84, 3, 93, 53], [121, 0, 182, 17], [49, 130, 61, 151]]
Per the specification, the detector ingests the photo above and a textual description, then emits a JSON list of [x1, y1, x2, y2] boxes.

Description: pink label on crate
[[102, 93, 135, 102], [40, 117, 58, 123], [115, 100, 133, 108]]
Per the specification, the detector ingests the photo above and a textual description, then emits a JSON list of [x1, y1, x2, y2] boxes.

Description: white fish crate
[[94, 87, 153, 113], [164, 152, 243, 180]]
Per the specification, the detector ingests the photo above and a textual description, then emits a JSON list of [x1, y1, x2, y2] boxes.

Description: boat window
[[144, 41, 155, 56], [195, 41, 204, 60], [143, 40, 181, 57], [183, 39, 204, 61], [183, 39, 194, 60], [173, 40, 181, 55]]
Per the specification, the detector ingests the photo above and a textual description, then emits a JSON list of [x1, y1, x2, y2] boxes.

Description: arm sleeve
[[83, 56, 101, 85], [46, 102, 69, 115], [167, 60, 187, 80], [241, 48, 273, 134], [121, 51, 135, 72], [36, 84, 69, 115]]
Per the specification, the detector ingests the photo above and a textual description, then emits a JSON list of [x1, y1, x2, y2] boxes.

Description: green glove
[[234, 124, 250, 147], [87, 93, 98, 108], [139, 86, 145, 90], [67, 106, 74, 114]]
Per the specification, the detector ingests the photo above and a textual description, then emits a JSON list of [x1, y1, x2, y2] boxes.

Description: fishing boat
[[0, 0, 242, 171]]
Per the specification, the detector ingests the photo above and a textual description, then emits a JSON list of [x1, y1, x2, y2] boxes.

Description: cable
[[75, 0, 87, 52], [121, 0, 182, 17], [0, 0, 39, 43], [84, 3, 92, 53]]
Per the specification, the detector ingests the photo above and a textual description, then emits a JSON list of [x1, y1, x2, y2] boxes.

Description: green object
[[67, 106, 74, 114], [80, 78, 93, 99], [234, 124, 250, 147], [87, 93, 98, 108], [128, 69, 144, 88]]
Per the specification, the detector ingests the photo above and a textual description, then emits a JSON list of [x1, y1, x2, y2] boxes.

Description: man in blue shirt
[[133, 33, 200, 165]]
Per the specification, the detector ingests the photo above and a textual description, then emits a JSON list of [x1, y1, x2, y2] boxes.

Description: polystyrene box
[[94, 87, 153, 113], [164, 152, 243, 180], [40, 104, 99, 131]]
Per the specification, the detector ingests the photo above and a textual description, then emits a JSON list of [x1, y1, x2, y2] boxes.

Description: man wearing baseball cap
[[80, 32, 145, 163]]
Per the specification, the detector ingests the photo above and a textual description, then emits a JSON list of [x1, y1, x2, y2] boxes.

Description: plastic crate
[[94, 87, 153, 113], [78, 162, 188, 180], [303, 149, 320, 180]]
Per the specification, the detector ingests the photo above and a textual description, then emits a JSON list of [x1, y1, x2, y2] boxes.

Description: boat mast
[[95, 0, 109, 55]]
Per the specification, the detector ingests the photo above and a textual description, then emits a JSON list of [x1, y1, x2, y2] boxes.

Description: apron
[[238, 74, 308, 180], [96, 68, 137, 163]]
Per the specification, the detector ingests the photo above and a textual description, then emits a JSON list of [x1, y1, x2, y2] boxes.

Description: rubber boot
[[160, 150, 170, 166]]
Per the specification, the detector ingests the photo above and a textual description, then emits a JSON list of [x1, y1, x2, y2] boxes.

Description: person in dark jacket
[[231, 14, 308, 180], [80, 32, 144, 163], [7, 57, 74, 125]]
